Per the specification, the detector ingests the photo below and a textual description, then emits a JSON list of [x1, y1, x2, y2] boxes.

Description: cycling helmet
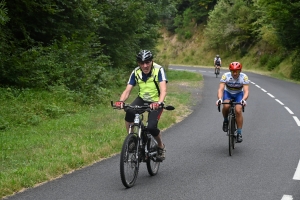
[[216, 55, 219, 58], [229, 62, 242, 71], [136, 50, 153, 62]]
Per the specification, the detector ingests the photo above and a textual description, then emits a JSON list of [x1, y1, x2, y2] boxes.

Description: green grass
[[0, 70, 203, 198]]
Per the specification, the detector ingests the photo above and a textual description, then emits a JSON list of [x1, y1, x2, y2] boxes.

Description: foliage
[[204, 0, 257, 51], [0, 0, 9, 25], [267, 55, 283, 71], [0, 0, 171, 104], [291, 51, 300, 80], [254, 0, 300, 50]]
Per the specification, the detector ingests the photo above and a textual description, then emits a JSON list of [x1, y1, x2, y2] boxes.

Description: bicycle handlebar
[[111, 101, 175, 111], [217, 100, 244, 112]]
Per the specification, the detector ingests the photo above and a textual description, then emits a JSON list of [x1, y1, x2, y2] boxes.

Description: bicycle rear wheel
[[216, 68, 220, 78], [146, 135, 160, 176], [120, 134, 139, 188]]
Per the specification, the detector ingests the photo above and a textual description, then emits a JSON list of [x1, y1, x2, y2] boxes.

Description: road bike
[[111, 101, 175, 188], [218, 99, 244, 156]]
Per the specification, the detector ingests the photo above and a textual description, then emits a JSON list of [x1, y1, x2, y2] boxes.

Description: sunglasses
[[138, 60, 152, 65], [230, 70, 241, 73]]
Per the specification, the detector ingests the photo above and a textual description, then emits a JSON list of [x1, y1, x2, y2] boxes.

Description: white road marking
[[293, 160, 300, 180], [267, 93, 275, 98], [275, 99, 284, 105], [261, 89, 267, 92], [282, 195, 293, 200], [285, 107, 294, 114], [293, 116, 300, 126], [255, 85, 261, 88]]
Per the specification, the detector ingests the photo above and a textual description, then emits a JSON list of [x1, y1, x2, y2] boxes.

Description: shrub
[[267, 55, 282, 71]]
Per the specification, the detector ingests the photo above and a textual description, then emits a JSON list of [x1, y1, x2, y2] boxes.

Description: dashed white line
[[275, 99, 284, 105], [293, 160, 300, 180], [261, 89, 267, 92], [282, 195, 293, 200], [267, 93, 275, 98], [293, 116, 300, 126], [255, 85, 261, 88], [285, 107, 294, 114]]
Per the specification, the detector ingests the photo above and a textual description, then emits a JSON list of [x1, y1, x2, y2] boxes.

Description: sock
[[237, 128, 242, 134], [224, 117, 228, 122]]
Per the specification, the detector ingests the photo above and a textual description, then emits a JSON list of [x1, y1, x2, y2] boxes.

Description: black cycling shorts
[[125, 96, 163, 137]]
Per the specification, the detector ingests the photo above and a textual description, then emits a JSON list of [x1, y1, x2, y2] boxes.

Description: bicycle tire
[[231, 117, 236, 150], [120, 134, 139, 188], [228, 116, 233, 156], [146, 135, 160, 176], [216, 68, 220, 78]]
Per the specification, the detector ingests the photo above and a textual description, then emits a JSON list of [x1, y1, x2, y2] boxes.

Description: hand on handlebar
[[150, 102, 161, 110], [216, 99, 222, 106], [115, 101, 124, 109], [240, 99, 247, 106]]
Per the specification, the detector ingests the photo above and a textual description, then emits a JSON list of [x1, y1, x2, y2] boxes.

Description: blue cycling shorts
[[223, 90, 243, 102]]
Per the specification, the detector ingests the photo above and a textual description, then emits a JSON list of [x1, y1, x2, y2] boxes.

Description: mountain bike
[[218, 99, 244, 156], [111, 101, 175, 188]]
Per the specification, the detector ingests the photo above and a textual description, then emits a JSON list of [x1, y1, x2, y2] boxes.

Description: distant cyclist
[[214, 55, 222, 74], [114, 50, 167, 161], [216, 62, 249, 143]]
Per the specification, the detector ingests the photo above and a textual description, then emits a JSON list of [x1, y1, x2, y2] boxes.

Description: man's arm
[[119, 84, 134, 102], [158, 80, 167, 103], [242, 84, 249, 100], [217, 82, 225, 99]]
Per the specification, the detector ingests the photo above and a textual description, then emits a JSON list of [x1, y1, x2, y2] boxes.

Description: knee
[[124, 110, 135, 122], [147, 124, 160, 137]]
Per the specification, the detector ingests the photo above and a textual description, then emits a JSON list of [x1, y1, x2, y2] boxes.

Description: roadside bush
[[267, 55, 283, 71], [291, 57, 300, 81], [259, 54, 269, 66]]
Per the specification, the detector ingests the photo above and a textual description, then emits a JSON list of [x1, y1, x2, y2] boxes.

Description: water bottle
[[134, 114, 139, 125]]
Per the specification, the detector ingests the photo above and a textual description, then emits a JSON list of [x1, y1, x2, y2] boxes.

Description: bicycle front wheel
[[120, 134, 139, 188], [146, 135, 160, 176], [231, 117, 236, 150], [228, 116, 233, 156]]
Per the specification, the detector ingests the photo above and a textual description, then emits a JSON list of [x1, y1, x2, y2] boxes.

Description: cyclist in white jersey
[[216, 62, 249, 143]]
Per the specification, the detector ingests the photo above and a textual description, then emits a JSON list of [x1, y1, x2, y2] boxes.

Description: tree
[[204, 0, 257, 51], [254, 0, 300, 50]]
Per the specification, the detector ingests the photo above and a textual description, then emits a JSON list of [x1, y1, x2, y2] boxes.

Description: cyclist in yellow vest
[[115, 50, 168, 161]]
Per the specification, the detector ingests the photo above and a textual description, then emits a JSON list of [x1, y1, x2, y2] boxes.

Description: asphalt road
[[5, 66, 300, 200]]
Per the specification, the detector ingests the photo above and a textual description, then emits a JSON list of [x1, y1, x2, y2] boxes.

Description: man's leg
[[222, 102, 230, 132], [154, 132, 164, 149], [235, 105, 243, 142], [148, 108, 165, 160]]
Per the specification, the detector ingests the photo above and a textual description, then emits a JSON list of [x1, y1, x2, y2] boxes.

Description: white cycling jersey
[[220, 72, 249, 94]]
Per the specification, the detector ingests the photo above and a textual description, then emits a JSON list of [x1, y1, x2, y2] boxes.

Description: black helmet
[[136, 50, 153, 62]]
